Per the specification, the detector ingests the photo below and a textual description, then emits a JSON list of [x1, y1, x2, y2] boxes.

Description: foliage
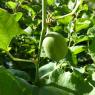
[[0, 0, 95, 95]]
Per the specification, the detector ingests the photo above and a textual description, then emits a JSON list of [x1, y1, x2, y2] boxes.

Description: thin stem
[[35, 0, 47, 83], [68, 32, 72, 47], [6, 51, 33, 63], [39, 0, 47, 52], [35, 63, 39, 83], [55, 0, 83, 19]]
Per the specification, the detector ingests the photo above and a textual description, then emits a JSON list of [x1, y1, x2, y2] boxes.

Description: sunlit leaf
[[21, 5, 36, 17], [14, 12, 23, 21], [75, 35, 89, 44], [39, 62, 56, 79], [49, 70, 93, 95], [0, 8, 25, 50], [6, 1, 17, 9], [83, 4, 88, 11], [57, 15, 73, 24], [75, 18, 91, 32], [68, 0, 75, 10], [69, 46, 86, 54], [47, 0, 55, 5]]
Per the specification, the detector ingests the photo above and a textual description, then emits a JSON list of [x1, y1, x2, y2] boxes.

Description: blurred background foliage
[[0, 0, 95, 91]]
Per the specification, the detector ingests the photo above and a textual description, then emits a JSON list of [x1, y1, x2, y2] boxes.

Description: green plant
[[0, 0, 95, 95]]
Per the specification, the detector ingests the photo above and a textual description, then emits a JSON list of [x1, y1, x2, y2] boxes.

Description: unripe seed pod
[[42, 32, 68, 61]]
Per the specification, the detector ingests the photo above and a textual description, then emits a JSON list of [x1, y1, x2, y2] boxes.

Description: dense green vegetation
[[0, 0, 95, 95]]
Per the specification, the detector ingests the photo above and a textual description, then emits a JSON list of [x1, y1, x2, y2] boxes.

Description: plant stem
[[35, 0, 47, 83], [35, 62, 39, 83], [39, 0, 47, 52], [68, 32, 72, 47], [55, 0, 83, 19], [6, 51, 33, 63]]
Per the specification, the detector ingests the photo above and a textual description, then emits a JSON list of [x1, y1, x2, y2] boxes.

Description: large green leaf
[[31, 85, 73, 95], [8, 69, 31, 81], [0, 8, 25, 50], [39, 86, 71, 95], [32, 68, 95, 95], [0, 66, 32, 95], [49, 69, 93, 95]]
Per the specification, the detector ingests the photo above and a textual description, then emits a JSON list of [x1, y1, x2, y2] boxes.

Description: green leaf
[[47, 0, 55, 5], [86, 64, 95, 74], [87, 26, 95, 38], [39, 62, 56, 79], [75, 18, 91, 32], [49, 69, 93, 95], [16, 0, 24, 3], [39, 86, 70, 95], [52, 26, 63, 32], [88, 38, 95, 63], [6, 1, 17, 9], [57, 15, 73, 24], [68, 0, 75, 10], [32, 85, 73, 95], [8, 69, 31, 81], [21, 5, 36, 18], [69, 46, 86, 54], [75, 35, 89, 44], [66, 49, 78, 66], [83, 4, 88, 11], [16, 77, 33, 95], [31, 85, 71, 95], [0, 66, 32, 95], [14, 12, 23, 21], [0, 8, 25, 50]]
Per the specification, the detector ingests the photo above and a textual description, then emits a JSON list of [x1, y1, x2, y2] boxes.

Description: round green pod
[[42, 32, 68, 61]]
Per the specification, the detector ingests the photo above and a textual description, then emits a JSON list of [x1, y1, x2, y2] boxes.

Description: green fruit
[[42, 32, 68, 61]]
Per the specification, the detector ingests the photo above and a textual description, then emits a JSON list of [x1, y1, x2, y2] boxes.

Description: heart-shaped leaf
[[0, 8, 25, 50]]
